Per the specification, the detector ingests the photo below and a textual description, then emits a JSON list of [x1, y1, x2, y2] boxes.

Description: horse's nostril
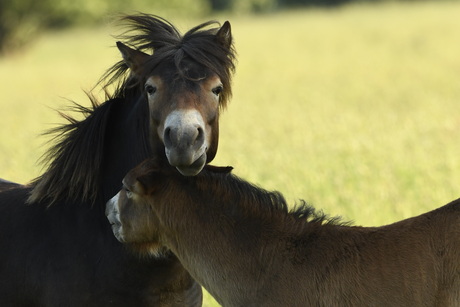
[[195, 127, 204, 144], [164, 127, 172, 147]]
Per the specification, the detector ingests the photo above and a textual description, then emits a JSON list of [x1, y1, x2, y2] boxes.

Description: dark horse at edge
[[0, 14, 236, 306]]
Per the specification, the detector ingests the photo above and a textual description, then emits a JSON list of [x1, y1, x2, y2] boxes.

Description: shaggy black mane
[[28, 96, 116, 204]]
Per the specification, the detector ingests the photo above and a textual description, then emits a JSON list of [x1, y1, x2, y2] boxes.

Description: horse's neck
[[100, 98, 152, 201], [162, 184, 283, 306]]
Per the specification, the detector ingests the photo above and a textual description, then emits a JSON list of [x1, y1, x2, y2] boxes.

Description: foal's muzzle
[[105, 193, 125, 243]]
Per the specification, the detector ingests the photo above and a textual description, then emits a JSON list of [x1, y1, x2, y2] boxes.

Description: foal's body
[[107, 162, 460, 306]]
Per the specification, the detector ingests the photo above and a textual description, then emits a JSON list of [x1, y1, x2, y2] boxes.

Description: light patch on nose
[[163, 109, 206, 141], [163, 109, 209, 163], [106, 192, 125, 242]]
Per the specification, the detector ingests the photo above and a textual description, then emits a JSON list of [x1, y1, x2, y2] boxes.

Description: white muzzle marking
[[163, 109, 207, 165], [106, 192, 125, 242]]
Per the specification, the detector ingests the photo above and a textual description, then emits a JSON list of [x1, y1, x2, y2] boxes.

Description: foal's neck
[[161, 175, 288, 306]]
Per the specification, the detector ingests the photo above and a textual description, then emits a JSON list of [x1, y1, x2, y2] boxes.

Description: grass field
[[1, 1, 460, 305]]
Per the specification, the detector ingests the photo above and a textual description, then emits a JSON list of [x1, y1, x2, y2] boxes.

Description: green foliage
[[0, 0, 210, 53], [210, 0, 279, 13], [0, 0, 44, 52], [0, 0, 446, 52], [231, 0, 279, 13]]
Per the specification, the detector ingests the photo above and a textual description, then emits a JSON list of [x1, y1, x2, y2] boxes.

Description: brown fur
[[106, 160, 460, 306]]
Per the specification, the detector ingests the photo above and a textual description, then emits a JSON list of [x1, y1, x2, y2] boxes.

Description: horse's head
[[105, 159, 173, 255], [116, 17, 235, 176], [105, 158, 232, 256]]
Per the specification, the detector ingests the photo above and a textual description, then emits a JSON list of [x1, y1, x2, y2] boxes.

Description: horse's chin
[[175, 153, 206, 176], [109, 225, 126, 243]]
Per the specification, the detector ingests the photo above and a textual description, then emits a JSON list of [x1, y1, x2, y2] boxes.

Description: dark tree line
[[0, 0, 415, 54]]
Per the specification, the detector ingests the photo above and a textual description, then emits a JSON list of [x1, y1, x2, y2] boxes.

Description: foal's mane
[[193, 168, 344, 226], [28, 15, 236, 205]]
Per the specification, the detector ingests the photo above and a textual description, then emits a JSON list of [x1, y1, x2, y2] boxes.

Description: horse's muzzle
[[163, 109, 208, 176]]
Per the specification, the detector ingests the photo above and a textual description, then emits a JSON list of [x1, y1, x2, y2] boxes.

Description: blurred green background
[[1, 1, 460, 306]]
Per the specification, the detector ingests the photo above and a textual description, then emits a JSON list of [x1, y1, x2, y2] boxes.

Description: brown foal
[[106, 159, 460, 306]]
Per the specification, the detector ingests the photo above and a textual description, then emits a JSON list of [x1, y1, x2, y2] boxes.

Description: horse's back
[[358, 198, 460, 306], [271, 198, 460, 306], [357, 198, 460, 306], [0, 185, 41, 306], [432, 198, 460, 306], [0, 178, 22, 192], [0, 186, 202, 307], [433, 197, 460, 217], [0, 187, 125, 306]]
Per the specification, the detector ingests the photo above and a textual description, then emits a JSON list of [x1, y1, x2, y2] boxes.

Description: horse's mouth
[[107, 218, 125, 242], [175, 153, 206, 176]]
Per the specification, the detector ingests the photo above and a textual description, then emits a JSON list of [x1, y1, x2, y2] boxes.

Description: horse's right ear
[[215, 21, 232, 50], [116, 41, 150, 77]]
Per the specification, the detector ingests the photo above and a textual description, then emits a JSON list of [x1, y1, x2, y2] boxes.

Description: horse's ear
[[215, 21, 232, 50], [116, 41, 149, 77], [129, 158, 163, 194], [136, 171, 163, 195], [204, 165, 233, 174]]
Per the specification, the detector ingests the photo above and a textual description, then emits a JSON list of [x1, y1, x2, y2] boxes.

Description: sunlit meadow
[[1, 2, 460, 306]]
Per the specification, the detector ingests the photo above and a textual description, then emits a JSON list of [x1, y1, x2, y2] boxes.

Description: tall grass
[[1, 2, 460, 306]]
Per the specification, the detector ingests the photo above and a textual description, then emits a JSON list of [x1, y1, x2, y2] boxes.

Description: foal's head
[[115, 15, 236, 176], [105, 159, 231, 256]]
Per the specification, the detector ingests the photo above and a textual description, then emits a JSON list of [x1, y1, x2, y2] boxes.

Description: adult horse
[[107, 159, 460, 307], [0, 14, 235, 306]]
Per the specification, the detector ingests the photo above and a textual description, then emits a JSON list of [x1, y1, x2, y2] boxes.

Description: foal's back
[[273, 199, 460, 306]]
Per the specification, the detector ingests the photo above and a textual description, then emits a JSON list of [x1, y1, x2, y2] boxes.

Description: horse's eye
[[212, 86, 223, 96], [122, 185, 133, 199], [122, 183, 131, 193], [145, 85, 157, 95]]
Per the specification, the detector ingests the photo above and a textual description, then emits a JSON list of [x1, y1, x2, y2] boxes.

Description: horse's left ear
[[204, 165, 233, 174], [215, 21, 232, 50], [116, 41, 150, 77]]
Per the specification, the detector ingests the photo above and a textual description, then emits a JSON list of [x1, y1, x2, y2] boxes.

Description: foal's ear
[[116, 41, 150, 77], [136, 171, 163, 195], [204, 165, 233, 174], [215, 21, 232, 50]]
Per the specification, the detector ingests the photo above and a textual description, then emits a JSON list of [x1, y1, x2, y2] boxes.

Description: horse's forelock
[[119, 14, 182, 51], [101, 14, 236, 108], [178, 22, 236, 109]]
